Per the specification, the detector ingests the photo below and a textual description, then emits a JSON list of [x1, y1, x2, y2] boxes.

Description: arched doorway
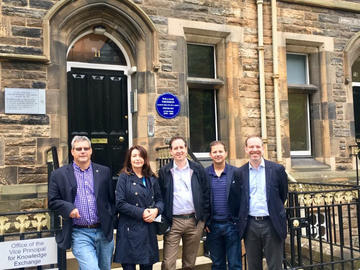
[[45, 0, 159, 167], [67, 32, 131, 177]]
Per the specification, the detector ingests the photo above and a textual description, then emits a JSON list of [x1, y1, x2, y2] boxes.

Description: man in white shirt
[[158, 136, 210, 270]]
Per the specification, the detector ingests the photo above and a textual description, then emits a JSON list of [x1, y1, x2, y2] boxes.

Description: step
[[291, 158, 331, 172], [289, 169, 357, 183]]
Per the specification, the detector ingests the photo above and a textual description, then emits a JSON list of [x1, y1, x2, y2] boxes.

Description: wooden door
[[68, 68, 128, 177]]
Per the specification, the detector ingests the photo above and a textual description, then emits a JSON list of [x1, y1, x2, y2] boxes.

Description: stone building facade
[[0, 0, 360, 211]]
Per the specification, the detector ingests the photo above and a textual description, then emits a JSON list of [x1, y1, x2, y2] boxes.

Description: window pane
[[189, 88, 216, 152], [287, 54, 307, 84], [68, 34, 127, 65], [187, 44, 215, 78], [352, 59, 360, 82], [289, 92, 310, 152]]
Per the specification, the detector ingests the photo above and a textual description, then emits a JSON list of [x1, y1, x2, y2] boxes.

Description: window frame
[[287, 53, 310, 85], [187, 43, 219, 157], [288, 92, 312, 156], [287, 52, 312, 157], [187, 43, 217, 79]]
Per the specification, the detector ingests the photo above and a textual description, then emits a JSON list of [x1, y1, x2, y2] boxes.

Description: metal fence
[[0, 209, 64, 270], [285, 182, 360, 269], [0, 147, 64, 270]]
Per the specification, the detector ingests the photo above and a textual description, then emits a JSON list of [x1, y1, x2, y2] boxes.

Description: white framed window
[[187, 44, 218, 157], [287, 53, 312, 157]]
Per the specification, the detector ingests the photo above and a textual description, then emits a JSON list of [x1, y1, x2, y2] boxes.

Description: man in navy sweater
[[205, 141, 242, 270]]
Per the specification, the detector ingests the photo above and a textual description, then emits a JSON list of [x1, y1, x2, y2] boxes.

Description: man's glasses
[[74, 147, 90, 152]]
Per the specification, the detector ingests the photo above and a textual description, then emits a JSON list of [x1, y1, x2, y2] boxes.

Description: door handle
[[119, 136, 125, 142]]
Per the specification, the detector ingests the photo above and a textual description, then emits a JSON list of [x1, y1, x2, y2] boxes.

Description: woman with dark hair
[[114, 145, 164, 270]]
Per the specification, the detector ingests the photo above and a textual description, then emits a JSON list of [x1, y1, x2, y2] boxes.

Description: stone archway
[[43, 0, 159, 163], [344, 33, 360, 143]]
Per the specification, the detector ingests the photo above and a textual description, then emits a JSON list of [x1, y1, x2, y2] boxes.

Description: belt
[[173, 213, 195, 219], [73, 223, 100, 229], [249, 216, 269, 221]]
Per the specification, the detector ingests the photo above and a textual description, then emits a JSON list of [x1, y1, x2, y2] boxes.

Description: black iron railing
[[46, 146, 67, 270], [286, 182, 360, 269], [155, 145, 204, 169]]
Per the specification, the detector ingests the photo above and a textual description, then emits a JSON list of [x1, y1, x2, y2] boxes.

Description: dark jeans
[[244, 218, 283, 270], [207, 221, 242, 270], [122, 264, 152, 270]]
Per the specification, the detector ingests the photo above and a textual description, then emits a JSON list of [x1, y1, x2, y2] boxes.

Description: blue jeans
[[207, 221, 242, 270], [72, 227, 114, 270]]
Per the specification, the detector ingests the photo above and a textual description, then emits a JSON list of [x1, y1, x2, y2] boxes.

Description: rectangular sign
[[91, 138, 108, 144], [0, 237, 57, 269], [5, 88, 46, 114]]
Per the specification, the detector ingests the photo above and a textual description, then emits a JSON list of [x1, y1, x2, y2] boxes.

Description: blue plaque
[[156, 93, 181, 119]]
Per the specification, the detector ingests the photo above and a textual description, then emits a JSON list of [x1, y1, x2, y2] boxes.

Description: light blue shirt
[[171, 160, 195, 215], [249, 158, 269, 216]]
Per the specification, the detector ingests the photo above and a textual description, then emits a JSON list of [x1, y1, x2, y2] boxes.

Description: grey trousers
[[244, 218, 284, 270]]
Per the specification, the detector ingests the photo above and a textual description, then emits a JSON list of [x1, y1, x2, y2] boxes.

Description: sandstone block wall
[[0, 0, 359, 211]]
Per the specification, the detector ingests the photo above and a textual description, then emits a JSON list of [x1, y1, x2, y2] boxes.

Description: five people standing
[[49, 135, 288, 270]]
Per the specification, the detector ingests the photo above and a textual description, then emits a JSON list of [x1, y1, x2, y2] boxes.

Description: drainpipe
[[271, 0, 282, 162], [257, 0, 268, 157]]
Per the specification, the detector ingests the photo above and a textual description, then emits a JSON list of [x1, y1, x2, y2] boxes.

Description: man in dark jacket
[[158, 136, 210, 270], [205, 141, 242, 270], [48, 136, 115, 270], [232, 136, 288, 270]]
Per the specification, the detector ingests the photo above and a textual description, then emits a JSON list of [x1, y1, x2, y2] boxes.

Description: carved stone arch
[[44, 0, 159, 69], [44, 0, 159, 162], [344, 32, 360, 82]]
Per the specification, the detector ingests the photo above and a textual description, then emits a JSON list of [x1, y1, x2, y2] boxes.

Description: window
[[189, 88, 217, 152], [287, 54, 308, 84], [68, 34, 127, 65], [287, 53, 312, 156], [187, 44, 215, 78], [187, 44, 218, 154]]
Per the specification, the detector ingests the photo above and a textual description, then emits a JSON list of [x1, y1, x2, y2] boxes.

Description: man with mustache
[[48, 136, 115, 270], [232, 136, 288, 270]]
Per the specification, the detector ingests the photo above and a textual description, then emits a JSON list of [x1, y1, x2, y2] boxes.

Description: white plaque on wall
[[5, 88, 46, 114]]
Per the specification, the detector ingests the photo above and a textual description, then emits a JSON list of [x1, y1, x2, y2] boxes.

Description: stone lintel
[[187, 77, 224, 89], [0, 183, 47, 196]]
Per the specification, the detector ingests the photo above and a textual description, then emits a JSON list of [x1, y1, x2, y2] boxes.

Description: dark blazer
[[205, 163, 238, 226], [114, 173, 164, 264], [232, 159, 288, 240], [158, 159, 210, 225], [48, 162, 115, 249]]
